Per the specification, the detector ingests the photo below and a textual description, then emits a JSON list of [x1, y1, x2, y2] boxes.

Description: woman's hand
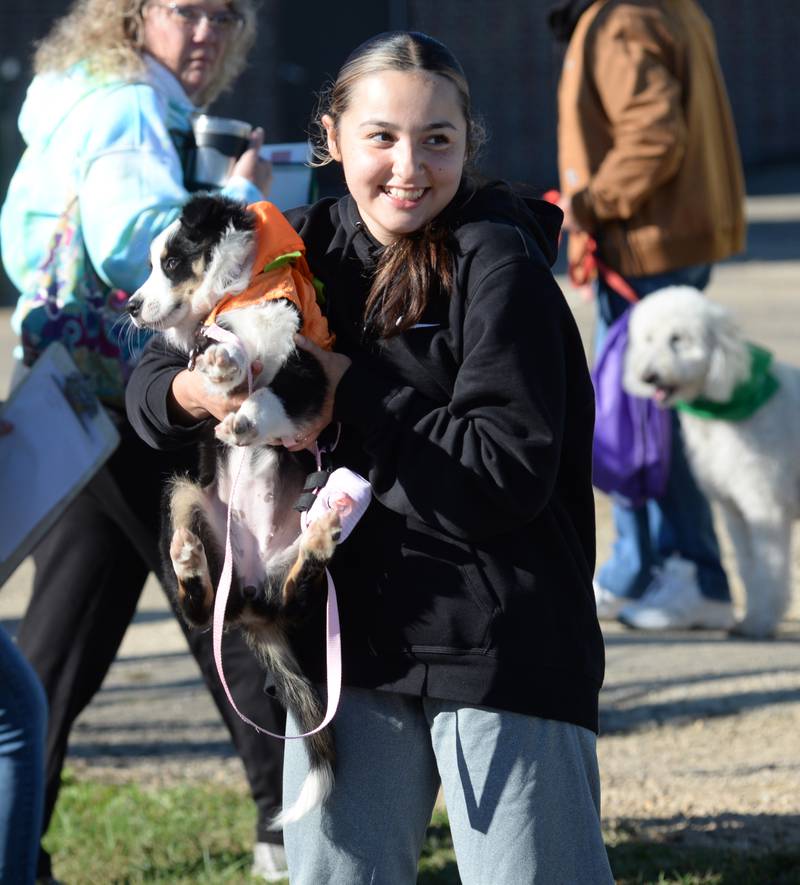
[[284, 335, 352, 452], [556, 193, 580, 233], [231, 127, 272, 196], [168, 362, 262, 425]]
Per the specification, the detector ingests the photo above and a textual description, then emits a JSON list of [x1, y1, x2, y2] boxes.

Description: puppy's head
[[127, 195, 256, 342], [623, 286, 750, 407]]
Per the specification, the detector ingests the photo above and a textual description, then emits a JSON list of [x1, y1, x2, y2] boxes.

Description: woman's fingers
[[169, 369, 247, 424]]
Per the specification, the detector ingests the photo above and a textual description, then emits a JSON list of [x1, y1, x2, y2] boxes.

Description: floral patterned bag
[[15, 198, 146, 409]]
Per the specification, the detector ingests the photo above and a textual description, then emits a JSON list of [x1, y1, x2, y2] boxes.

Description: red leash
[[542, 189, 638, 304]]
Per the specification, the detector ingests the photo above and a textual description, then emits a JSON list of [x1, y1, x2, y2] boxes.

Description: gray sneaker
[[618, 555, 734, 630], [593, 581, 630, 620]]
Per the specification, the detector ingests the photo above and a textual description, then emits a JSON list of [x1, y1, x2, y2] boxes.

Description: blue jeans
[[594, 264, 730, 601], [0, 626, 47, 885], [284, 688, 614, 884]]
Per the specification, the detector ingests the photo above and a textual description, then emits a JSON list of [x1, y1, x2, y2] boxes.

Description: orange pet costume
[[204, 200, 334, 351]]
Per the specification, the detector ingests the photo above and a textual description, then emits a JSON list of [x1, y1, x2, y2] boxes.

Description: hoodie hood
[[17, 69, 96, 149], [450, 179, 564, 267], [17, 55, 193, 151]]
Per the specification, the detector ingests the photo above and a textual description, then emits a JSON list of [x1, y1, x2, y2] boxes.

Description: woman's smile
[[381, 185, 429, 206]]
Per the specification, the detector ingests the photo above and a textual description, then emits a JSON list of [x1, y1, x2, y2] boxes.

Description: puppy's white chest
[[214, 449, 302, 586]]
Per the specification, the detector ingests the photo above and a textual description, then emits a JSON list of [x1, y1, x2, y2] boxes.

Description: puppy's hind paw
[[170, 527, 208, 580], [301, 509, 342, 563], [196, 343, 245, 386]]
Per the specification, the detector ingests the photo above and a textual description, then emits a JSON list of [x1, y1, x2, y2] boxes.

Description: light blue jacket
[[1, 54, 261, 338]]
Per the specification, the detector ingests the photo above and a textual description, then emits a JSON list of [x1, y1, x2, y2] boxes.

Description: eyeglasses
[[148, 2, 244, 32]]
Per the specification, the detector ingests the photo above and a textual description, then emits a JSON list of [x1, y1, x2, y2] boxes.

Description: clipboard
[[259, 141, 316, 211], [0, 342, 120, 587]]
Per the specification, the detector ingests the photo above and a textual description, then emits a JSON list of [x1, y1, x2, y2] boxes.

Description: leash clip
[[294, 468, 332, 513]]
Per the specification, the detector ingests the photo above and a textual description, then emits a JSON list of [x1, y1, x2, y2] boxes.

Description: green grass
[[45, 772, 258, 883], [45, 775, 800, 884]]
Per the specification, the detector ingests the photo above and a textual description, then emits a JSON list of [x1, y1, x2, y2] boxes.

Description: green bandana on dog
[[676, 343, 780, 421]]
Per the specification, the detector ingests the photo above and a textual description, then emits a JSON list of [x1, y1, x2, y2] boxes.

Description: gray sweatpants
[[283, 687, 614, 884]]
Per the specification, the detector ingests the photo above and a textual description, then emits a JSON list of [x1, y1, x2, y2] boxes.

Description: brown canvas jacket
[[557, 0, 746, 279]]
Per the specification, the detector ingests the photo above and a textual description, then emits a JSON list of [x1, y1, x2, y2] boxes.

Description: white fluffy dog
[[623, 286, 800, 638]]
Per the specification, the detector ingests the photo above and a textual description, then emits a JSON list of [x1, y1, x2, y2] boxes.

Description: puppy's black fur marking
[[269, 345, 328, 425], [178, 193, 255, 249]]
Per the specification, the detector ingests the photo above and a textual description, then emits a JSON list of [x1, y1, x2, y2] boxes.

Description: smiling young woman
[[127, 29, 614, 885]]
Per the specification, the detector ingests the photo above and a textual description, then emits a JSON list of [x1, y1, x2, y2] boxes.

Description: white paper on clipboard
[[259, 141, 315, 211], [0, 343, 120, 586]]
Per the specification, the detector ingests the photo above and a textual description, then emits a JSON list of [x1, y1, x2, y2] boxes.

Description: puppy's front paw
[[170, 527, 208, 580], [301, 509, 342, 563], [215, 410, 258, 447], [196, 342, 245, 386]]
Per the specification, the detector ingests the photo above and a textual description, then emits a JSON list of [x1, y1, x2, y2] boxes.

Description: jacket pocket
[[370, 521, 501, 654]]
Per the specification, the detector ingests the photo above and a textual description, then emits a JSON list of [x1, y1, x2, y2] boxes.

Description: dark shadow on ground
[[606, 812, 800, 885], [415, 811, 800, 884], [72, 719, 227, 735], [0, 607, 179, 637], [600, 684, 800, 734], [602, 664, 800, 704], [603, 630, 800, 648], [65, 738, 239, 760]]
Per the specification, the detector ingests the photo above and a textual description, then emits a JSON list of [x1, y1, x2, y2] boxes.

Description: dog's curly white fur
[[623, 286, 800, 638]]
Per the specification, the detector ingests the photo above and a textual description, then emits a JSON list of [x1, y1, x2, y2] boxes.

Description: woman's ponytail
[[365, 221, 456, 337]]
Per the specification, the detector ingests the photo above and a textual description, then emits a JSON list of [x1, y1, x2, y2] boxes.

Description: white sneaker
[[251, 842, 288, 882], [618, 555, 734, 630], [593, 581, 630, 620]]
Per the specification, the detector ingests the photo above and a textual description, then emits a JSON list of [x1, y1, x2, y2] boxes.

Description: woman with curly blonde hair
[[34, 0, 257, 105], [1, 2, 290, 882]]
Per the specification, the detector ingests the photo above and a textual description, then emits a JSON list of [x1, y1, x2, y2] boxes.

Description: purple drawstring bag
[[590, 308, 672, 507]]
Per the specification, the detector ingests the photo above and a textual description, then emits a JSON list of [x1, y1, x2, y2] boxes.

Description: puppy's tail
[[248, 627, 335, 827]]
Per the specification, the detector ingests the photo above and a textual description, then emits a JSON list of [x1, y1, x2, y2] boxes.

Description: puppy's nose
[[126, 296, 142, 318], [643, 371, 660, 385], [242, 584, 259, 602]]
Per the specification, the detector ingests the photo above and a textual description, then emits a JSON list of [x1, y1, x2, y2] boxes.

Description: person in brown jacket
[[549, 0, 747, 630]]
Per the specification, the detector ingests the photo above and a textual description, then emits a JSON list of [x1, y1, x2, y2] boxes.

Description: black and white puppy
[[127, 194, 338, 824]]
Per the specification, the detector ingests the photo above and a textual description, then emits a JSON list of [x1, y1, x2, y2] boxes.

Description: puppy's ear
[[704, 301, 751, 402], [209, 222, 256, 295], [180, 195, 255, 243]]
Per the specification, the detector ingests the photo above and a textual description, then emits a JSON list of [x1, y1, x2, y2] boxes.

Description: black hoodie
[[126, 181, 605, 733]]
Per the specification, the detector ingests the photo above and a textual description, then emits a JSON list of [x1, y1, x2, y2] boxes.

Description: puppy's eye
[[669, 333, 683, 348], [164, 256, 180, 272]]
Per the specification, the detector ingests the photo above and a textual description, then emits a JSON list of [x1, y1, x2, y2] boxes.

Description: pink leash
[[200, 323, 353, 739]]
